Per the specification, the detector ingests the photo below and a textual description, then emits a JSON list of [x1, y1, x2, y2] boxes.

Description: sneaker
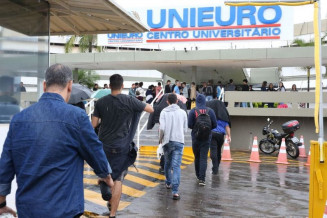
[[198, 180, 206, 186], [212, 171, 218, 175], [165, 184, 171, 189], [173, 194, 181, 200]]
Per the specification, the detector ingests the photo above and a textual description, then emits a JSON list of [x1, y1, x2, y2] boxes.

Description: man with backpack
[[188, 94, 217, 186]]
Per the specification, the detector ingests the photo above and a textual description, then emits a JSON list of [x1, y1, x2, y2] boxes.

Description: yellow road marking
[[124, 174, 159, 187], [84, 170, 95, 175], [136, 162, 186, 170], [84, 171, 159, 187], [83, 178, 146, 198], [137, 156, 193, 165], [84, 189, 130, 211], [135, 162, 160, 170], [128, 167, 166, 180]]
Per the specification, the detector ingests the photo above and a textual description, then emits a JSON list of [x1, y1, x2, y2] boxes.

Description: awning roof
[[47, 0, 148, 35], [0, 0, 148, 36]]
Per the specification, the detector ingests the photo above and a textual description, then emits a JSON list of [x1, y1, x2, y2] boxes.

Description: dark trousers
[[210, 132, 225, 173], [192, 139, 210, 181], [160, 155, 165, 169]]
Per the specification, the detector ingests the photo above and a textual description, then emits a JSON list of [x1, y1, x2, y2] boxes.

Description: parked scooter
[[259, 118, 301, 159]]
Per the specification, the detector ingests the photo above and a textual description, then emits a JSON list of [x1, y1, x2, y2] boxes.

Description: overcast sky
[[116, 0, 327, 24]]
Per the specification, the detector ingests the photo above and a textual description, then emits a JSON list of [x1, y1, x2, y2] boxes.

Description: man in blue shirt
[[0, 64, 113, 218], [173, 81, 181, 95]]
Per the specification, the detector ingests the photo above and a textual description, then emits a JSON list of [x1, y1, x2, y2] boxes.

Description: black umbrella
[[68, 84, 92, 104], [206, 100, 231, 127], [147, 94, 187, 130]]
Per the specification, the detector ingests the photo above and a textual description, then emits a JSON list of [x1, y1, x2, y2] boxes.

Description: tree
[[77, 70, 100, 89], [64, 35, 103, 53]]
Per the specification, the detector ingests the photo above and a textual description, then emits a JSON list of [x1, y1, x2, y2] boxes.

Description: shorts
[[115, 169, 128, 182]]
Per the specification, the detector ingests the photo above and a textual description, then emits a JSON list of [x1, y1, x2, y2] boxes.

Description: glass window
[[0, 0, 49, 123]]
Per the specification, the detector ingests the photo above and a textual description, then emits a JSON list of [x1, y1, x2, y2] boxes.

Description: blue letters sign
[[97, 2, 293, 46]]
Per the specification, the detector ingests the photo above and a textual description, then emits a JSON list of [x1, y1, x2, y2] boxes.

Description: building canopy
[[0, 0, 148, 36]]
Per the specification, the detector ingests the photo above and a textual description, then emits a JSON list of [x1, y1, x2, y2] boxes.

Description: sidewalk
[[121, 160, 309, 217]]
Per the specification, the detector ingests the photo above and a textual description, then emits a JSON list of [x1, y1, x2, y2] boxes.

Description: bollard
[[308, 141, 327, 218]]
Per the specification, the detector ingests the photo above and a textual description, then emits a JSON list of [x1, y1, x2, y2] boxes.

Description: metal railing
[[136, 88, 164, 149], [85, 98, 95, 121]]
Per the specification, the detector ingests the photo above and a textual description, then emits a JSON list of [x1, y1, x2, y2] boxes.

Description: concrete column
[[191, 66, 197, 84], [73, 68, 79, 83]]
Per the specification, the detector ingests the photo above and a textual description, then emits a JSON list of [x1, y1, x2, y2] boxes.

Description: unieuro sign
[[147, 6, 282, 28], [97, 2, 293, 46]]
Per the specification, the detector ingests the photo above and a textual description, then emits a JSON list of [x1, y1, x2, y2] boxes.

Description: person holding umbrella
[[206, 100, 231, 175], [68, 83, 93, 110]]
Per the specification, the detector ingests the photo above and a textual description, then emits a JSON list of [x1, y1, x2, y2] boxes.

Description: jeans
[[210, 132, 225, 173], [164, 141, 184, 194], [192, 139, 210, 181], [206, 96, 213, 101]]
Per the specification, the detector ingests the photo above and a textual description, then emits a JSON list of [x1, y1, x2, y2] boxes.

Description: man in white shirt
[[159, 93, 187, 200]]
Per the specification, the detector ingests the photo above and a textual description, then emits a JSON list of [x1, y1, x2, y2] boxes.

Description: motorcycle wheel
[[286, 141, 299, 159], [259, 139, 275, 154]]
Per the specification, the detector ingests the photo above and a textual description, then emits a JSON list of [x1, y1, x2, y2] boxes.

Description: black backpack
[[206, 86, 213, 95], [194, 108, 212, 141]]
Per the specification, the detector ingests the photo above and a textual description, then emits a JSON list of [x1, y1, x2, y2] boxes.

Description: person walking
[[156, 82, 162, 96], [92, 74, 153, 218], [225, 79, 236, 92], [136, 82, 145, 99], [216, 81, 222, 100], [129, 83, 136, 97], [172, 80, 179, 92], [165, 80, 172, 93], [17, 82, 26, 92], [173, 81, 181, 95], [205, 82, 213, 101], [188, 94, 217, 186], [207, 100, 231, 175], [241, 79, 249, 108], [93, 83, 99, 91], [159, 93, 187, 200], [0, 64, 114, 218]]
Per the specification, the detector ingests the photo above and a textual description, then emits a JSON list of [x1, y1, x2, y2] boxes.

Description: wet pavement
[[83, 150, 310, 217]]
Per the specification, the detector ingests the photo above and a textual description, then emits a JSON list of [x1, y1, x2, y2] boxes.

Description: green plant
[[292, 39, 315, 47], [77, 70, 100, 88], [65, 35, 103, 53], [292, 33, 327, 47]]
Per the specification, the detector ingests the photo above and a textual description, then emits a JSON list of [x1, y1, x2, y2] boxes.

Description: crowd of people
[[3, 65, 309, 218], [0, 64, 234, 218]]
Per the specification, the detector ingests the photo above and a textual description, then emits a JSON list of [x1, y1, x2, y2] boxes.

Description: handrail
[[137, 88, 164, 149], [218, 87, 225, 101], [85, 98, 95, 121]]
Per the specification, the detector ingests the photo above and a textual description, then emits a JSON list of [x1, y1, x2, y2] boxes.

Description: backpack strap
[[195, 108, 208, 118]]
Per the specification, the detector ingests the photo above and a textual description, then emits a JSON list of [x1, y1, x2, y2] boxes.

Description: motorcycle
[[259, 118, 301, 159]]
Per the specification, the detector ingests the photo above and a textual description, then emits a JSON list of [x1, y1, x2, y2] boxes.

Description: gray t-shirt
[[93, 94, 146, 147]]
